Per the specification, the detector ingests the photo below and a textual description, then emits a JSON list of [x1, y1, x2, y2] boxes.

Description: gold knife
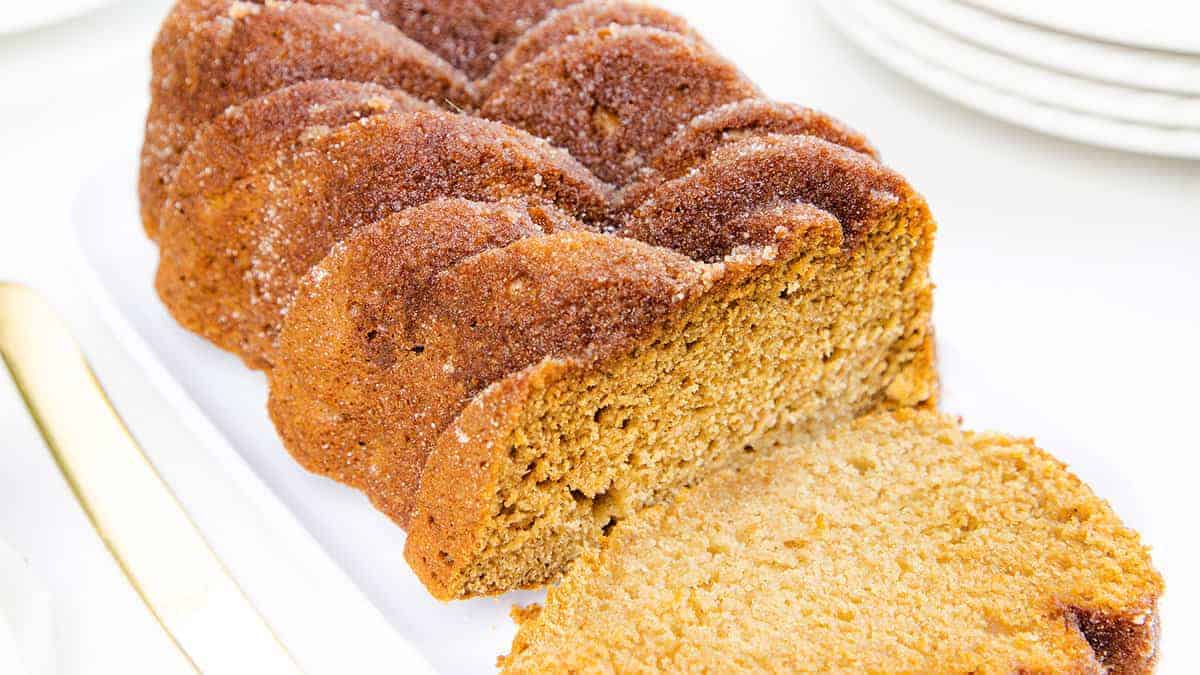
[[0, 283, 300, 673]]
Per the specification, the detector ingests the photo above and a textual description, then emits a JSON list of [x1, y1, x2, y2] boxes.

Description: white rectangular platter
[[72, 148, 1189, 672], [72, 153, 543, 673]]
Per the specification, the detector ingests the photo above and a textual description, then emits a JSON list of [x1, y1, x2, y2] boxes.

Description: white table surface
[[1, 1, 1197, 672]]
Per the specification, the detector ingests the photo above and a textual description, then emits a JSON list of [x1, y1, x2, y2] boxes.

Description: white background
[[1, 0, 1197, 672]]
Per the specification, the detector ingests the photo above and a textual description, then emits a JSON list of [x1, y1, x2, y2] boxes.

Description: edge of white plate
[[821, 0, 1200, 159], [860, 0, 1200, 129], [889, 0, 1200, 95], [0, 0, 115, 36], [66, 171, 437, 675], [960, 0, 1200, 56]]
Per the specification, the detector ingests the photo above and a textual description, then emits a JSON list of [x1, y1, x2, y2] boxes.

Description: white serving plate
[[822, 0, 1200, 159], [73, 150, 1184, 672], [0, 538, 53, 675], [867, 0, 1200, 128], [961, 0, 1200, 56], [889, 0, 1200, 95], [0, 0, 114, 35], [71, 153, 534, 674]]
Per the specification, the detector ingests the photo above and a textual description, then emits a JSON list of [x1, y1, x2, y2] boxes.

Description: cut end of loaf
[[405, 195, 936, 599], [498, 409, 1163, 674]]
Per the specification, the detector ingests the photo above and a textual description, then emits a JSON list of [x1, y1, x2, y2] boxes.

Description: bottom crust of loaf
[[406, 199, 936, 599], [500, 409, 1162, 674]]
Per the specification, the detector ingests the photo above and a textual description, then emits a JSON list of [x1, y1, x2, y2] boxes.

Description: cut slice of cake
[[502, 409, 1162, 674]]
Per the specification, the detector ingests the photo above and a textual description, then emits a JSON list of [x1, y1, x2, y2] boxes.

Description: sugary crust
[[480, 0, 696, 94], [140, 0, 473, 237], [365, 0, 580, 78], [480, 25, 760, 183], [163, 78, 430, 231], [156, 109, 610, 368], [621, 134, 909, 261], [618, 98, 879, 212], [650, 98, 880, 169], [268, 198, 586, 519]]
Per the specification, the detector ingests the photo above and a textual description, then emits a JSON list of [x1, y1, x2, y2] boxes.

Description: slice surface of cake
[[502, 410, 1163, 674]]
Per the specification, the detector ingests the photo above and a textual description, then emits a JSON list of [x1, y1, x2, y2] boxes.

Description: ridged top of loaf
[[144, 0, 931, 521]]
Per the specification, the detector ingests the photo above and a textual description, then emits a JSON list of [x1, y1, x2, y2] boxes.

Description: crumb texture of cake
[[501, 410, 1163, 674]]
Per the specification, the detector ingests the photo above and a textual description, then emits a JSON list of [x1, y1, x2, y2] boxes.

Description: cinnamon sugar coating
[[364, 0, 579, 78], [480, 0, 696, 94], [156, 110, 610, 368], [621, 134, 906, 261], [682, 202, 845, 266], [140, 0, 472, 237], [269, 198, 588, 520], [619, 98, 878, 212], [480, 25, 759, 184], [163, 78, 430, 228]]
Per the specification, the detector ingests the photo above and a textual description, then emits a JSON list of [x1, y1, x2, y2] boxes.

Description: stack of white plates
[[820, 0, 1200, 159]]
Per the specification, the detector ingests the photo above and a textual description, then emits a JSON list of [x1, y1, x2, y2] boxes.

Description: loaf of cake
[[141, 8, 1159, 658], [143, 0, 938, 599], [502, 410, 1163, 674]]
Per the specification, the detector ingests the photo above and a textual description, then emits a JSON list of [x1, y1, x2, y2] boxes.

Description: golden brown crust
[[156, 109, 610, 369], [480, 25, 759, 184], [479, 0, 696, 94], [365, 0, 580, 79], [139, 0, 473, 237]]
